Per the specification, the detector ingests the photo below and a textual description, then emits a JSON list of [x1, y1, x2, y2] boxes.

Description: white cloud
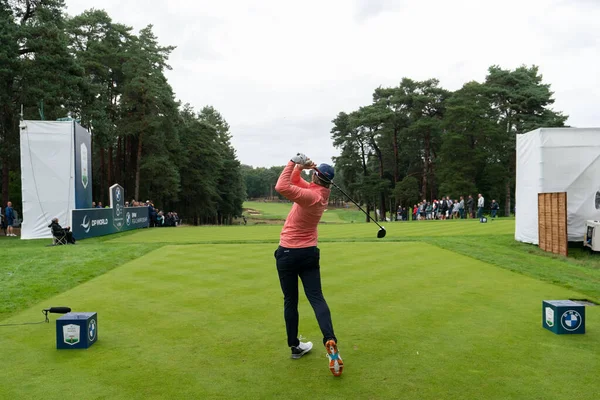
[[64, 0, 600, 167]]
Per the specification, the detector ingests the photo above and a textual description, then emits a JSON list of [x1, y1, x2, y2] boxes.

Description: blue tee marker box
[[542, 300, 585, 335], [56, 312, 98, 349]]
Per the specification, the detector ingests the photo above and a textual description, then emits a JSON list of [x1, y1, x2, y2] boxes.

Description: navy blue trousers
[[275, 246, 336, 347]]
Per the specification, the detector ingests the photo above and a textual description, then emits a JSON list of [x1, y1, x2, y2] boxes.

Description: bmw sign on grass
[[561, 310, 582, 331], [542, 300, 586, 335]]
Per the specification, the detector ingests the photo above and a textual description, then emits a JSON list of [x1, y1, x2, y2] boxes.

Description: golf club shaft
[[313, 167, 385, 230]]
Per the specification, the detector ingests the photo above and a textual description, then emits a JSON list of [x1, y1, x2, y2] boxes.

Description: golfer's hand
[[291, 153, 309, 165], [297, 160, 315, 170]]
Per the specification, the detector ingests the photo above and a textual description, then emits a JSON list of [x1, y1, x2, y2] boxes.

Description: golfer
[[274, 153, 343, 377]]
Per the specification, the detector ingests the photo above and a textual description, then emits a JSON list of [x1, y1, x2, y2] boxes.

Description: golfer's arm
[[291, 167, 310, 189], [275, 162, 320, 207]]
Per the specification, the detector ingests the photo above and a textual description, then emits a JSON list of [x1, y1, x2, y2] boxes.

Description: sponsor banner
[[74, 122, 92, 209], [72, 206, 149, 240], [110, 184, 125, 231]]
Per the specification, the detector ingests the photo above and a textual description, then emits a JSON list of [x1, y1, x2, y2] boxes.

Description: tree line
[[241, 66, 567, 219], [0, 1, 244, 225], [329, 66, 567, 221]]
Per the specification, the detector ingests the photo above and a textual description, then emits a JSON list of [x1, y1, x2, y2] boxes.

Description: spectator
[[467, 195, 474, 218], [5, 202, 16, 237], [459, 196, 465, 219], [97, 202, 103, 208], [147, 201, 157, 227], [440, 198, 447, 220], [156, 211, 165, 226], [451, 200, 460, 219], [477, 193, 485, 219], [49, 217, 76, 244], [419, 201, 426, 220], [92, 202, 97, 208], [491, 199, 500, 219]]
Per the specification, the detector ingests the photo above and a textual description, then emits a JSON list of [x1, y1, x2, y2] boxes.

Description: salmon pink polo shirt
[[274, 161, 331, 248]]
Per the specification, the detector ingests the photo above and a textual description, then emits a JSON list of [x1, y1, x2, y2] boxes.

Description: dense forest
[[0, 0, 244, 225]]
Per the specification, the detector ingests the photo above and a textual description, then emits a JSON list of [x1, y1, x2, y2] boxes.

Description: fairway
[[109, 218, 515, 244], [1, 219, 599, 399]]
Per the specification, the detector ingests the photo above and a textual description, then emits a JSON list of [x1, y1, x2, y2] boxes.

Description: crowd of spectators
[[396, 194, 500, 221], [134, 200, 180, 227], [92, 199, 181, 227]]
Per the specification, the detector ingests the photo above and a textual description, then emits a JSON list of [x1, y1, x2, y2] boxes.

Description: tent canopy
[[515, 127, 600, 244], [20, 121, 78, 239]]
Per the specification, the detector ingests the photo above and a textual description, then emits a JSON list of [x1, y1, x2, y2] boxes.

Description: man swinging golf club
[[274, 153, 343, 377]]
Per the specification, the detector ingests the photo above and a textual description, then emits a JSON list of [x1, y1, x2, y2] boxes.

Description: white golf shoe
[[291, 341, 313, 359]]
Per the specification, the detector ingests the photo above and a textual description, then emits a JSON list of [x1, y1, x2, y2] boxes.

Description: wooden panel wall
[[538, 192, 568, 256]]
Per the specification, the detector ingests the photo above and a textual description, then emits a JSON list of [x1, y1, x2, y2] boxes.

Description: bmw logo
[[561, 310, 582, 331], [126, 212, 131, 226], [88, 319, 97, 341], [116, 188, 121, 202]]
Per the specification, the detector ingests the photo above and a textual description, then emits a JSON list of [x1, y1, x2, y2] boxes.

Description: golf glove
[[291, 153, 309, 165]]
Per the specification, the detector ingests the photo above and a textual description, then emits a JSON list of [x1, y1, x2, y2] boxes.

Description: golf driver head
[[377, 227, 386, 238]]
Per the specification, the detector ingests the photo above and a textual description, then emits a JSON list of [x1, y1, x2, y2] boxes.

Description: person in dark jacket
[[48, 218, 76, 244], [467, 195, 474, 218], [5, 201, 15, 236], [147, 201, 157, 227], [490, 200, 500, 218]]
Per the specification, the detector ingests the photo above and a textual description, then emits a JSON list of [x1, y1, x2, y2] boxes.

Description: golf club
[[313, 165, 386, 238]]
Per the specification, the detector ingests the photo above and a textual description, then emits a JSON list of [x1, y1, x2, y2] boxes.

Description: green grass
[[1, 205, 600, 399], [0, 233, 155, 321], [243, 200, 365, 223], [1, 242, 598, 399], [110, 218, 516, 244]]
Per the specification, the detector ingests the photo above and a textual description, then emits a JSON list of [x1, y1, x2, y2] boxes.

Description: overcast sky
[[65, 0, 600, 168]]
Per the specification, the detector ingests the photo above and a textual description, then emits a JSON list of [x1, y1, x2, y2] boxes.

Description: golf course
[[1, 202, 599, 400]]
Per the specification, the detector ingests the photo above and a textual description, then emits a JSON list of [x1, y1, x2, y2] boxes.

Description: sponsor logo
[[545, 307, 554, 327], [126, 212, 131, 226], [111, 185, 124, 230], [88, 319, 97, 342], [561, 310, 582, 331], [64, 324, 80, 345], [81, 143, 88, 189], [92, 219, 109, 227], [81, 215, 91, 233]]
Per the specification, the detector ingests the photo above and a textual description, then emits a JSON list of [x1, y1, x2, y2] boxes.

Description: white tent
[[515, 127, 600, 244], [19, 121, 78, 239]]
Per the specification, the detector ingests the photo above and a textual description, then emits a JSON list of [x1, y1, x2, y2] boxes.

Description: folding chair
[[50, 226, 68, 246]]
